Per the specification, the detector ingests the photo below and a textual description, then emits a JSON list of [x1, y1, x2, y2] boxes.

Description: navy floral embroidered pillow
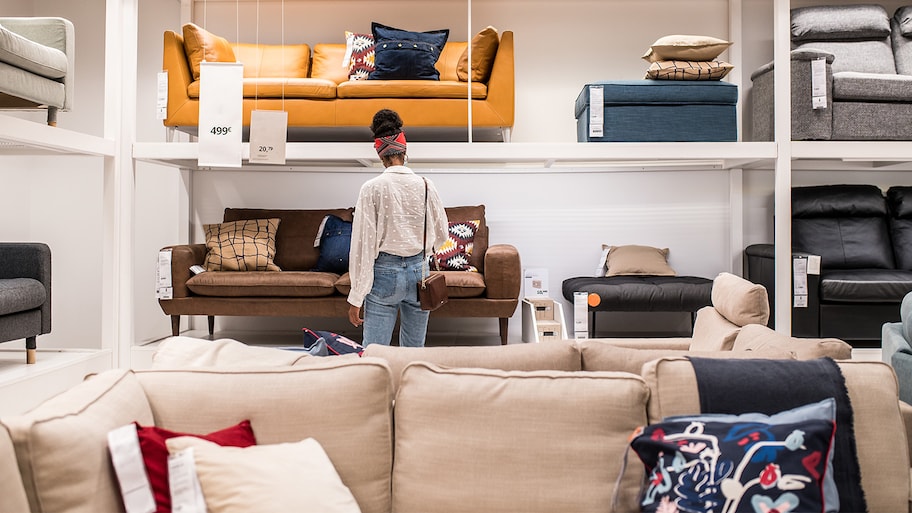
[[430, 220, 479, 271], [630, 415, 836, 513]]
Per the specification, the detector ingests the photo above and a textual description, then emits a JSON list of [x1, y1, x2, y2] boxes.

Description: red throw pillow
[[431, 220, 480, 271], [135, 420, 257, 513]]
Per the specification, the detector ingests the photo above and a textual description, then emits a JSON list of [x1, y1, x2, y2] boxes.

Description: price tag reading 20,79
[[198, 61, 243, 168], [249, 110, 288, 165]]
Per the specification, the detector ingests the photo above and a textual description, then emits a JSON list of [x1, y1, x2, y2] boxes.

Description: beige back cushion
[[152, 336, 313, 368], [689, 306, 741, 351], [642, 357, 910, 512], [732, 323, 853, 360], [363, 339, 581, 392], [710, 272, 770, 326], [136, 359, 393, 513], [0, 427, 29, 513], [2, 369, 153, 513], [393, 363, 649, 512], [232, 43, 311, 78], [578, 340, 795, 374]]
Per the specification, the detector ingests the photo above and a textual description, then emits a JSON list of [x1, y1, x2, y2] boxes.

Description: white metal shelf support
[[104, 0, 139, 369], [773, 0, 792, 334]]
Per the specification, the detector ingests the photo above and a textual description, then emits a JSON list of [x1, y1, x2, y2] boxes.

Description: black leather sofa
[[745, 184, 912, 346]]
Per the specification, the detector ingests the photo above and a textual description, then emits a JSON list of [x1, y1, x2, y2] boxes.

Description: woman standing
[[347, 109, 449, 347]]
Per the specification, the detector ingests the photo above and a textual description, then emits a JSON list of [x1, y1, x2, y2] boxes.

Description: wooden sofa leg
[[26, 336, 36, 364], [499, 318, 509, 345], [170, 316, 180, 336], [208, 316, 215, 335], [47, 107, 58, 126]]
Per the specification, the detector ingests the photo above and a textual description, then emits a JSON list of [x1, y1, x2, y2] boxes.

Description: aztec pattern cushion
[[642, 35, 732, 62], [430, 220, 479, 271], [630, 408, 837, 512], [136, 420, 257, 513], [457, 26, 499, 82], [344, 31, 375, 81], [203, 218, 282, 272], [182, 23, 237, 81], [369, 22, 449, 80], [645, 59, 734, 80]]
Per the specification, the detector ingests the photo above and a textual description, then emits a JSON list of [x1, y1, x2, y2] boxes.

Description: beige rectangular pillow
[[136, 359, 393, 513], [606, 245, 675, 277], [710, 272, 770, 326], [2, 369, 153, 513], [578, 340, 794, 374], [642, 357, 910, 513], [393, 363, 649, 512]]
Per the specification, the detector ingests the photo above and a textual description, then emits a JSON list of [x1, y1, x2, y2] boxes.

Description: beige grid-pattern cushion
[[136, 359, 393, 513], [203, 218, 281, 272], [392, 363, 649, 512], [642, 357, 911, 513], [645, 60, 733, 80]]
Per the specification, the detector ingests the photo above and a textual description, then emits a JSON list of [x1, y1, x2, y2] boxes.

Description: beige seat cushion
[[136, 359, 393, 513], [710, 272, 770, 326], [642, 357, 910, 512], [732, 323, 853, 360], [152, 336, 313, 368], [363, 339, 581, 392], [1, 369, 154, 513], [393, 363, 649, 512], [689, 306, 741, 351], [578, 340, 794, 373]]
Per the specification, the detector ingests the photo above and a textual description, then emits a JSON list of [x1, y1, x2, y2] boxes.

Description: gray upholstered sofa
[[0, 17, 74, 125], [883, 291, 912, 403], [0, 243, 51, 364], [752, 4, 912, 140]]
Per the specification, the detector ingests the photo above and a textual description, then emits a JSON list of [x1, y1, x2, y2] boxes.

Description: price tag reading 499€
[[198, 61, 243, 168]]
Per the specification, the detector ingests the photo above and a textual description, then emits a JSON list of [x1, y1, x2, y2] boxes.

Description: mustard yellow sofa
[[161, 26, 515, 141]]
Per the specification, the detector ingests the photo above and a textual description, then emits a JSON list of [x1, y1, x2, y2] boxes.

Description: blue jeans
[[362, 252, 429, 347]]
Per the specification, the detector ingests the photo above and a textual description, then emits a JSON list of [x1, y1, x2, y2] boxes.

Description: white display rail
[[0, 114, 116, 158], [133, 141, 777, 171], [0, 348, 113, 416], [791, 141, 912, 171]]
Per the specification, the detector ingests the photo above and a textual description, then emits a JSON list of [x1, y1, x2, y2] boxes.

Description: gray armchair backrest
[[791, 4, 896, 74], [0, 243, 51, 332], [893, 6, 912, 75], [0, 17, 75, 109]]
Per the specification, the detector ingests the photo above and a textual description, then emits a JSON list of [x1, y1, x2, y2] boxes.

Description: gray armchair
[[0, 243, 51, 363], [0, 17, 74, 125], [884, 292, 912, 404]]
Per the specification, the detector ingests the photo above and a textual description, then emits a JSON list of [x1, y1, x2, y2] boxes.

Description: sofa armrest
[[744, 243, 820, 336], [900, 400, 912, 468], [0, 17, 75, 110], [163, 244, 206, 299], [483, 30, 514, 128], [483, 243, 520, 300], [0, 243, 51, 332], [750, 49, 835, 141], [162, 30, 195, 127]]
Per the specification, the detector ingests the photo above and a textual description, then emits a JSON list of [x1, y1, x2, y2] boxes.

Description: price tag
[[108, 424, 156, 513], [168, 448, 207, 513], [588, 85, 604, 138], [793, 256, 808, 308], [156, 71, 168, 120], [811, 58, 827, 110], [198, 61, 243, 168], [249, 110, 288, 165], [156, 249, 173, 300]]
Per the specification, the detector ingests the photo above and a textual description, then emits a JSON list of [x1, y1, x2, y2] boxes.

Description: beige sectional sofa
[[2, 327, 899, 513]]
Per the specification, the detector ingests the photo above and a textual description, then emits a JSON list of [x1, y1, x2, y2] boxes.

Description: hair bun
[[371, 109, 404, 138]]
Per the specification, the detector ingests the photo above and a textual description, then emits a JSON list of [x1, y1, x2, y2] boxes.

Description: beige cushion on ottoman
[[393, 362, 649, 512], [1, 369, 154, 513], [641, 357, 910, 513], [136, 358, 393, 513], [578, 340, 795, 374], [363, 339, 581, 392], [732, 323, 853, 360], [0, 426, 29, 513]]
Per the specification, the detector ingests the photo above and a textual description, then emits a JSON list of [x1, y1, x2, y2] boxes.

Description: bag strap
[[421, 177, 430, 285]]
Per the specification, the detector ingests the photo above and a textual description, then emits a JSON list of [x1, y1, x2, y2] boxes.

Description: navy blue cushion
[[312, 215, 352, 273], [368, 22, 449, 80]]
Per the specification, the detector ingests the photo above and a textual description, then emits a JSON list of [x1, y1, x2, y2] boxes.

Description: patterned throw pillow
[[430, 220, 480, 271], [203, 218, 282, 271], [645, 60, 734, 80], [344, 31, 375, 81], [630, 413, 837, 513]]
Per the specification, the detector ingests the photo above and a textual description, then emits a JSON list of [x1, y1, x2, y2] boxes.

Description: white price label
[[588, 85, 604, 138], [811, 58, 827, 110], [198, 62, 243, 168], [156, 71, 168, 120], [249, 110, 288, 165]]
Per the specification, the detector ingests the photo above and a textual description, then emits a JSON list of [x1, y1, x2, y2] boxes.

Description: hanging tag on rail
[[198, 61, 243, 168], [249, 110, 288, 165], [811, 57, 827, 110]]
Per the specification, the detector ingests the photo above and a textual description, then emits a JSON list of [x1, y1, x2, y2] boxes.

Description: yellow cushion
[[232, 43, 310, 78], [457, 26, 499, 82], [182, 23, 237, 81], [203, 218, 281, 272], [312, 44, 351, 84]]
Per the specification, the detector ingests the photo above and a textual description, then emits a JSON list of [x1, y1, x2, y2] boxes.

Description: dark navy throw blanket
[[688, 357, 867, 513]]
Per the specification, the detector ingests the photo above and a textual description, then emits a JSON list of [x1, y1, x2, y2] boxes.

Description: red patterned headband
[[374, 132, 407, 157]]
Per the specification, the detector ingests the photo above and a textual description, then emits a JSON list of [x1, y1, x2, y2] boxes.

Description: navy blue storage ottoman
[[574, 80, 738, 142]]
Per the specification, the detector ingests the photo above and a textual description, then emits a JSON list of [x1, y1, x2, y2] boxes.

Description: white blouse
[[347, 165, 449, 308]]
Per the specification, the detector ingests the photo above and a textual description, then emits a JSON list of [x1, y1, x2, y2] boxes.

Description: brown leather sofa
[[161, 27, 515, 140], [158, 205, 521, 344]]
